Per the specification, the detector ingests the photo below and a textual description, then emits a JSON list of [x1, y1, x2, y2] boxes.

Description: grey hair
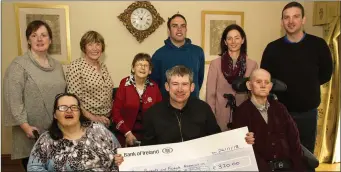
[[165, 65, 194, 83]]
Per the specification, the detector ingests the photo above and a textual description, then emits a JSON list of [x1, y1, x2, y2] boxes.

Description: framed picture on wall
[[15, 3, 71, 64], [201, 11, 244, 63], [313, 2, 328, 26]]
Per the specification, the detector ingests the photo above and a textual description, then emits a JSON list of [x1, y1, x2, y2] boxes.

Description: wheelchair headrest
[[232, 77, 287, 93]]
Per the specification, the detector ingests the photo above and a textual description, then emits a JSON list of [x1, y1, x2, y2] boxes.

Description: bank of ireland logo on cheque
[[162, 147, 173, 154]]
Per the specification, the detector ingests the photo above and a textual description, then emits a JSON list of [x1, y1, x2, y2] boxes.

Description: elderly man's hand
[[114, 154, 124, 166], [245, 132, 255, 145]]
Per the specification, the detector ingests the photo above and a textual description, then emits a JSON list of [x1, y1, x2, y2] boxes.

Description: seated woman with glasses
[[112, 53, 162, 147], [27, 93, 123, 171]]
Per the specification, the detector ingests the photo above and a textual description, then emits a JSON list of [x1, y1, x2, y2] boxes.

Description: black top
[[142, 97, 221, 145], [261, 34, 332, 112]]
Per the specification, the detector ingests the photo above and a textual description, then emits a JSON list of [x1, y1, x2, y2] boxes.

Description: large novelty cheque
[[118, 127, 258, 171]]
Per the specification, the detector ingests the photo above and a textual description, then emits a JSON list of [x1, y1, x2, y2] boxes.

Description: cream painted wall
[[1, 1, 323, 154], [302, 1, 324, 38]]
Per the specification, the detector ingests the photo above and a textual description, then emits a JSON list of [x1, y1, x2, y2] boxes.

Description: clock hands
[[131, 9, 151, 30], [140, 11, 147, 20]]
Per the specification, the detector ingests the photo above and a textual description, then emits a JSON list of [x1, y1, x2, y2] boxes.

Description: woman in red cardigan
[[112, 53, 162, 147]]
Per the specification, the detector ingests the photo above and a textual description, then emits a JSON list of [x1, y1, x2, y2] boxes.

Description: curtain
[[315, 16, 340, 163], [331, 20, 341, 163]]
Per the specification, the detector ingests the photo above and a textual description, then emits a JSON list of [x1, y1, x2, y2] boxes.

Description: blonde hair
[[80, 30, 105, 53]]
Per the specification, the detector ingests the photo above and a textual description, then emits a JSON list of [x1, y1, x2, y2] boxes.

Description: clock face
[[130, 8, 153, 31]]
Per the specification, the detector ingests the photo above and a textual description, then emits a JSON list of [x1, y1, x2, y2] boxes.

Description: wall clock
[[118, 1, 165, 43]]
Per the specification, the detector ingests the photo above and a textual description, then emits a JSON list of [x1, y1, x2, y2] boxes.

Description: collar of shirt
[[167, 96, 194, 113], [250, 96, 270, 112], [125, 74, 153, 87], [284, 32, 306, 43]]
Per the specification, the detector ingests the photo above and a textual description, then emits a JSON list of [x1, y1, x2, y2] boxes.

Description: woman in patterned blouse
[[112, 53, 162, 147], [27, 93, 123, 171], [66, 31, 114, 127]]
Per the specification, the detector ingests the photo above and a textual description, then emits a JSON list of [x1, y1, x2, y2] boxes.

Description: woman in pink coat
[[206, 24, 258, 131]]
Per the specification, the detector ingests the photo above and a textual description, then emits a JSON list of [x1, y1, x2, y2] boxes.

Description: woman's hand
[[98, 116, 110, 127], [85, 111, 110, 127], [245, 132, 255, 145], [125, 132, 137, 146], [83, 109, 109, 125], [114, 154, 124, 166], [92, 116, 110, 127], [20, 123, 39, 139]]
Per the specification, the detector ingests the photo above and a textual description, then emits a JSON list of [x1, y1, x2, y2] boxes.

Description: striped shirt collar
[[125, 75, 153, 87]]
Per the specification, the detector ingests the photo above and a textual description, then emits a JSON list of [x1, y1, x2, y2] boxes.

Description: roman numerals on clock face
[[131, 8, 153, 31]]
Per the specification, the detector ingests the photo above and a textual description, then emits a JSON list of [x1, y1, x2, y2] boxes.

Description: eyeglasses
[[135, 64, 150, 68], [57, 105, 80, 112]]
